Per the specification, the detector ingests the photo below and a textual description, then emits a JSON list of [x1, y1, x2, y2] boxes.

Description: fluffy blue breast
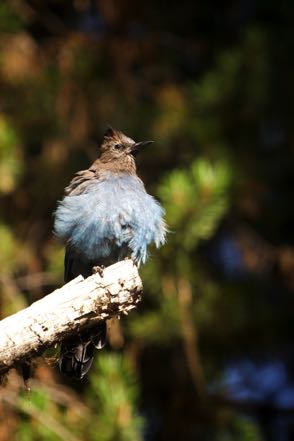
[[54, 174, 166, 264]]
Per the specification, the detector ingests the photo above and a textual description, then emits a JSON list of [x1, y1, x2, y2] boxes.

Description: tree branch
[[0, 259, 142, 375]]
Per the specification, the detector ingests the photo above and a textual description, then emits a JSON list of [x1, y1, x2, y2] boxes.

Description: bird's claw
[[92, 265, 105, 277]]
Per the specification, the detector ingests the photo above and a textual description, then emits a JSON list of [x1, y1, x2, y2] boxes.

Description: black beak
[[131, 140, 153, 154]]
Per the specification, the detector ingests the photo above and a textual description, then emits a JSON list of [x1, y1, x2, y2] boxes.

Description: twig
[[177, 278, 206, 399], [2, 391, 80, 441]]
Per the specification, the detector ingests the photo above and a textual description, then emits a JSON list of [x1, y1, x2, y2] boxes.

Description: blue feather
[[54, 173, 166, 265]]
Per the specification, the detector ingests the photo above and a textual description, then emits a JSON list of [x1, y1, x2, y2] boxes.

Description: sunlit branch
[[0, 259, 142, 375]]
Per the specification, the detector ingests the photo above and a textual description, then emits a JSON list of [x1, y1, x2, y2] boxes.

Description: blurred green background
[[0, 1, 293, 440]]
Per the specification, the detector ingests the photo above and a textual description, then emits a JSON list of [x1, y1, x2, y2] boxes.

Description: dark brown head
[[99, 127, 153, 173]]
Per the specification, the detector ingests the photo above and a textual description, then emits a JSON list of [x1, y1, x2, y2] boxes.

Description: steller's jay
[[54, 127, 167, 379]]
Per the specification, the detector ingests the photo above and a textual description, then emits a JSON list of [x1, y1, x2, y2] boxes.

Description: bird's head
[[100, 127, 153, 163]]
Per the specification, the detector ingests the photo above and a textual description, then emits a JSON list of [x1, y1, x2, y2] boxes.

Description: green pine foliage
[[88, 354, 143, 441]]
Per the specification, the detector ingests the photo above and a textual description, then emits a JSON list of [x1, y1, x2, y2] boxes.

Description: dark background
[[0, 1, 293, 440]]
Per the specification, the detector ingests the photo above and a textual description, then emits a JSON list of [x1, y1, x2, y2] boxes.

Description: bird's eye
[[114, 143, 122, 150]]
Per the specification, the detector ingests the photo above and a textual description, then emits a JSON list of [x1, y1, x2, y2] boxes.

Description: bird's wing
[[65, 169, 97, 196], [64, 246, 94, 282]]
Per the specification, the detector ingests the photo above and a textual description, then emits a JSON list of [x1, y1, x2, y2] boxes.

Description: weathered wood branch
[[0, 259, 142, 375]]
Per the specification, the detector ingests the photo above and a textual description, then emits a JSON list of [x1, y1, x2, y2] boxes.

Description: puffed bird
[[54, 127, 166, 379]]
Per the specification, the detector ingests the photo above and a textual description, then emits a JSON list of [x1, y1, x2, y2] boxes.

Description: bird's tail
[[59, 321, 107, 379]]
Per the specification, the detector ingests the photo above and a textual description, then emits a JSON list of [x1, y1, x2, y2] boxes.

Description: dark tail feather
[[19, 360, 31, 390], [59, 321, 107, 379], [92, 320, 107, 349], [59, 339, 95, 379]]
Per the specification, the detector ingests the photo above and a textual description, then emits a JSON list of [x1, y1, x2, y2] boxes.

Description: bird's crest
[[102, 126, 135, 148], [103, 126, 117, 139]]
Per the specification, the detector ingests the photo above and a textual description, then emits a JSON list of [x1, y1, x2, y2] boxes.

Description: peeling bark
[[0, 259, 142, 375]]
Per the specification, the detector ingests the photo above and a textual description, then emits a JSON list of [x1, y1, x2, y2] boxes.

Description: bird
[[54, 127, 167, 379]]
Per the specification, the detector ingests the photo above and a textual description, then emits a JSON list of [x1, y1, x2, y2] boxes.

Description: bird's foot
[[92, 265, 105, 277]]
